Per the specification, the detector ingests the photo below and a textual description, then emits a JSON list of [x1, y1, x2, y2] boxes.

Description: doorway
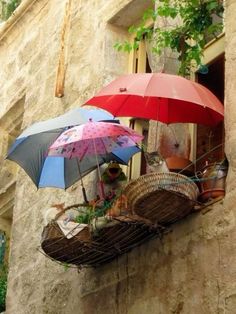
[[196, 54, 225, 170]]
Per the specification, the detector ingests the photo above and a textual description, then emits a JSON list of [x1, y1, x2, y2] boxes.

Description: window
[[0, 96, 25, 262], [193, 35, 225, 171], [0, 232, 6, 265], [195, 54, 224, 170]]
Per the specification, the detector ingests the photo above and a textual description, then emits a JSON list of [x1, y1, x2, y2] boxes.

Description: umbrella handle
[[76, 159, 89, 203], [99, 180, 105, 199], [82, 187, 89, 204], [92, 138, 106, 199]]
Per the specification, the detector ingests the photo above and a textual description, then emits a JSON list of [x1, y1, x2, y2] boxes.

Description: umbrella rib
[[92, 138, 105, 199], [92, 138, 102, 181], [36, 143, 54, 188], [144, 73, 154, 96], [112, 94, 131, 118], [191, 83, 207, 107]]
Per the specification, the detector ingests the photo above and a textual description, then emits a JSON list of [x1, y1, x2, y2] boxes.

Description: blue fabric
[[37, 147, 141, 188], [18, 108, 115, 138], [39, 156, 65, 189], [7, 137, 27, 155], [79, 108, 114, 122], [6, 108, 139, 190], [112, 146, 141, 164]]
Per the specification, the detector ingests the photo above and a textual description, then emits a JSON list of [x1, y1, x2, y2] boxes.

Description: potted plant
[[199, 158, 228, 202]]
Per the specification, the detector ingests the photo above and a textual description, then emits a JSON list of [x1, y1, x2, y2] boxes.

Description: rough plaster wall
[[0, 0, 235, 314], [1, 0, 129, 313]]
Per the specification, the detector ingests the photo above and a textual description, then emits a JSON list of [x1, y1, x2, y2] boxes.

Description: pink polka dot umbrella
[[49, 120, 143, 197]]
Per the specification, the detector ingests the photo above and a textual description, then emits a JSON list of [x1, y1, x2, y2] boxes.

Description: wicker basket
[[124, 172, 199, 224], [41, 216, 159, 267], [41, 222, 92, 263]]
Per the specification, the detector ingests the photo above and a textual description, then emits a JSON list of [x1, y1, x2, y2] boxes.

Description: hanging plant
[[0, 264, 7, 312], [0, 0, 21, 21], [114, 0, 224, 76]]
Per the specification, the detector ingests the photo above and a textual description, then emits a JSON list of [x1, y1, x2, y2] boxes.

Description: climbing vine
[[114, 0, 224, 76], [0, 0, 21, 21], [0, 264, 7, 312]]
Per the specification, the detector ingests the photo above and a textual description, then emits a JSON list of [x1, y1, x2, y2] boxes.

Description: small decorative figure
[[101, 162, 127, 184], [101, 162, 127, 197]]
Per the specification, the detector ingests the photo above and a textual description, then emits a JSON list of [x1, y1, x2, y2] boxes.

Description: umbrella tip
[[119, 87, 127, 93]]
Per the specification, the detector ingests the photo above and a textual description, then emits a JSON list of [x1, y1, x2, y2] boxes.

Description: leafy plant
[[75, 206, 94, 224], [75, 205, 109, 224], [1, 0, 21, 21], [62, 262, 70, 271], [114, 0, 224, 76], [74, 197, 117, 225], [0, 264, 7, 312]]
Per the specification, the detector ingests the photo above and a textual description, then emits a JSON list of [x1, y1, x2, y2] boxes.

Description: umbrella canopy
[[49, 121, 143, 159], [18, 107, 115, 138], [84, 73, 224, 126], [7, 129, 140, 189], [48, 121, 143, 198], [103, 146, 140, 165], [6, 109, 140, 189]]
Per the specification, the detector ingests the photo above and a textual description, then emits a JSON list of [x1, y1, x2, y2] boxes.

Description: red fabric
[[84, 73, 224, 126]]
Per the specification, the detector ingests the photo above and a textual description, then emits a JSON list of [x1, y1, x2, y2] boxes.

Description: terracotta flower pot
[[165, 156, 194, 177], [200, 163, 227, 190], [199, 162, 228, 202], [199, 189, 225, 202]]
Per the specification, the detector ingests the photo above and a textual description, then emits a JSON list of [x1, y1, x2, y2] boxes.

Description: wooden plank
[[55, 0, 72, 98]]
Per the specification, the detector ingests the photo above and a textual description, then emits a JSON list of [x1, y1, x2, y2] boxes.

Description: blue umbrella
[[35, 146, 140, 188], [17, 107, 115, 138], [7, 108, 140, 202], [102, 146, 140, 165]]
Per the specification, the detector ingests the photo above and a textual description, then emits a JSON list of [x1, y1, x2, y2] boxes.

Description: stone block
[[0, 0, 234, 313]]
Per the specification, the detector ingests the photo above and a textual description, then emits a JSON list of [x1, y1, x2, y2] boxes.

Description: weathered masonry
[[0, 1, 235, 313]]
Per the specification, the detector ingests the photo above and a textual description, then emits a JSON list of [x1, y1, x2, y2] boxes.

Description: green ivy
[[0, 264, 7, 312], [1, 0, 21, 21], [114, 0, 224, 76]]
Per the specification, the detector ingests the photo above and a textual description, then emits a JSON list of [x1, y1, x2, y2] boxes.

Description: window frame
[[190, 34, 225, 164]]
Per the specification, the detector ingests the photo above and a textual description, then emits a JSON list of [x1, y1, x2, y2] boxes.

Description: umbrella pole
[[76, 159, 89, 203], [92, 139, 105, 199]]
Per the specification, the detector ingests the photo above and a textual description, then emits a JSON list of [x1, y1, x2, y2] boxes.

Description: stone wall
[[0, 0, 235, 313]]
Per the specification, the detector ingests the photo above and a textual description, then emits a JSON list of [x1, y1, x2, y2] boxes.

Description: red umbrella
[[84, 73, 224, 126]]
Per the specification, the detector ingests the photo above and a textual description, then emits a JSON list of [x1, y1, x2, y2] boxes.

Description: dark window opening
[[145, 55, 152, 73], [196, 54, 225, 170]]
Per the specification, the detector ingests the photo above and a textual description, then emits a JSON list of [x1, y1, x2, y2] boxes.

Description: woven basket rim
[[123, 172, 199, 210], [124, 172, 198, 190], [126, 171, 197, 182]]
